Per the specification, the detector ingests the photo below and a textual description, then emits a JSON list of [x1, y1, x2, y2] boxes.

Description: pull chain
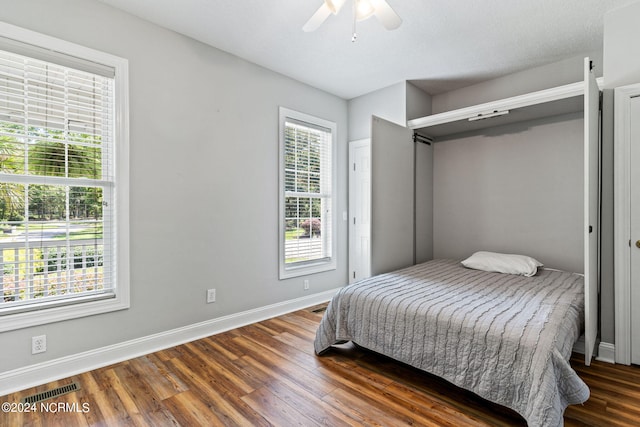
[[351, 0, 357, 42]]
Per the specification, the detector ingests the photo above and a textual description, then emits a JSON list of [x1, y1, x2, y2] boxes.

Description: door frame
[[614, 82, 640, 364]]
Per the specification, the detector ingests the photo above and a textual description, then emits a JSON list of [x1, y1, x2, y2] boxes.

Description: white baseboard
[[596, 342, 616, 364], [0, 288, 340, 397], [572, 335, 585, 354]]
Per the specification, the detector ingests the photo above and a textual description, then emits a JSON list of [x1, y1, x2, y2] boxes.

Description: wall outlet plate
[[32, 335, 46, 354], [207, 288, 216, 303]]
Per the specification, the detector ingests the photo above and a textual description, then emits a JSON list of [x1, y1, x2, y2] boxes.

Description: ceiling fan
[[303, 0, 402, 40]]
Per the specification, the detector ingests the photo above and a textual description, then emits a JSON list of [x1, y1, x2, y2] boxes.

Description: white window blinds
[[279, 108, 336, 279], [0, 47, 115, 314]]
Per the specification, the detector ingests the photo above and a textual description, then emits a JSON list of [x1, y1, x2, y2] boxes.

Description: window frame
[[278, 107, 337, 279], [0, 22, 129, 332]]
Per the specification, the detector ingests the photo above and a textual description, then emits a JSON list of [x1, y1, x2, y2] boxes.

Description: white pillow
[[461, 251, 543, 277]]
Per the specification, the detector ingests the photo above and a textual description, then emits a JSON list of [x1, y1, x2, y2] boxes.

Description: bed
[[314, 258, 590, 427]]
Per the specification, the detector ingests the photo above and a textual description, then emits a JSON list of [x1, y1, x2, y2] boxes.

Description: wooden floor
[[2, 305, 640, 426]]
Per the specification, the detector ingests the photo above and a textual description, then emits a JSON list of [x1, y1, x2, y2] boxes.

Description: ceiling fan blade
[[326, 0, 347, 14], [370, 0, 402, 30], [303, 3, 332, 32]]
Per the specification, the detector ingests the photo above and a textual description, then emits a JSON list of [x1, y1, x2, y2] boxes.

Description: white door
[[349, 139, 371, 283], [583, 58, 600, 366], [370, 117, 415, 275], [630, 95, 640, 364], [614, 83, 640, 365]]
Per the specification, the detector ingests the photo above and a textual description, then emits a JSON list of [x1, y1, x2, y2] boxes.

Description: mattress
[[314, 259, 589, 427]]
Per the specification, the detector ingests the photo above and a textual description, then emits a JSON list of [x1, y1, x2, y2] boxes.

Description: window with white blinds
[[279, 107, 336, 279], [0, 23, 129, 330]]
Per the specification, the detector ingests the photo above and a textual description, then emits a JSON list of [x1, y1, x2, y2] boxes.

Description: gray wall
[[415, 142, 434, 263], [347, 81, 433, 141], [603, 1, 640, 88], [429, 57, 597, 273], [432, 54, 602, 114], [406, 82, 434, 263], [348, 82, 405, 141], [0, 0, 348, 373], [406, 81, 433, 121], [600, 0, 640, 345], [433, 114, 584, 273]]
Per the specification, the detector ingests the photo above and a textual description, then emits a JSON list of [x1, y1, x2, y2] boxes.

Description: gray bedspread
[[314, 259, 589, 426]]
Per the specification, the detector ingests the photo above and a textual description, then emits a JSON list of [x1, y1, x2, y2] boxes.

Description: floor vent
[[311, 306, 327, 313], [21, 382, 80, 404]]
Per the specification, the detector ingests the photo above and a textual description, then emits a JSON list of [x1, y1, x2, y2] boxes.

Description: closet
[[349, 58, 600, 365]]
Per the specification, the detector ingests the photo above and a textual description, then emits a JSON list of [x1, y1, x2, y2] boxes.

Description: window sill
[[279, 259, 336, 280], [0, 294, 129, 332]]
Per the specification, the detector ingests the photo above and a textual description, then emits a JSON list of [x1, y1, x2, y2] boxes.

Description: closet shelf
[[407, 81, 586, 139]]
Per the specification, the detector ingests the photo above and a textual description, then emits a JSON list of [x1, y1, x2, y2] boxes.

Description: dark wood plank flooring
[[2, 304, 640, 426]]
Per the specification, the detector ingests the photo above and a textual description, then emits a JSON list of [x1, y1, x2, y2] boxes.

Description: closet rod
[[413, 133, 432, 145]]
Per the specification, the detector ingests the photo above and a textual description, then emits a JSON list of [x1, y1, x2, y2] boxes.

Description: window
[[279, 107, 336, 279], [0, 23, 129, 331]]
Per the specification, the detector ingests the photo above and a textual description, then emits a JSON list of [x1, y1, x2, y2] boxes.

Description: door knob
[[636, 240, 640, 249]]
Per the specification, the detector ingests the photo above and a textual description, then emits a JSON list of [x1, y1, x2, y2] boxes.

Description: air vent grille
[[21, 382, 80, 404]]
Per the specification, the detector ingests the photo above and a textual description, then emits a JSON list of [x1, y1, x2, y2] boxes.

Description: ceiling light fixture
[[303, 0, 401, 42], [355, 0, 375, 21]]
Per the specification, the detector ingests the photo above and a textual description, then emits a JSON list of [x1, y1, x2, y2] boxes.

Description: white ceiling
[[98, 0, 631, 99]]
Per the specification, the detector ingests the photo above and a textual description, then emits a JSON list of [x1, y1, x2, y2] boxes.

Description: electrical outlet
[[303, 279, 309, 290], [32, 335, 46, 354], [207, 288, 216, 303]]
